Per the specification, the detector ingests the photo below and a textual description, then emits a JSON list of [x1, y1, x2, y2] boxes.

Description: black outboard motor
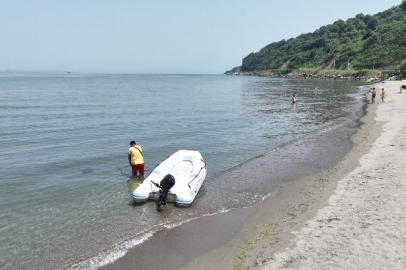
[[158, 174, 175, 205]]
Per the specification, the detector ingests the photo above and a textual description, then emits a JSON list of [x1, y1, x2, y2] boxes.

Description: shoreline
[[260, 80, 406, 269], [100, 81, 369, 270], [224, 68, 399, 84], [182, 81, 405, 269], [226, 69, 394, 83], [178, 84, 378, 269]]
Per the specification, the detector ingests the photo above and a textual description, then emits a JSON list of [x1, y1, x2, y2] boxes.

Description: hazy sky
[[0, 0, 401, 74]]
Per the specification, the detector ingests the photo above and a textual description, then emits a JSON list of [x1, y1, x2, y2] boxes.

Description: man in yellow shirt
[[128, 141, 145, 177]]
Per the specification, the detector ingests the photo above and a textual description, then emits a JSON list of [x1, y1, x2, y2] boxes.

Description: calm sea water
[[0, 73, 367, 269]]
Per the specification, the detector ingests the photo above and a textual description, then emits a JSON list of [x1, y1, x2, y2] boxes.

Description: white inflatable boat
[[133, 150, 207, 207]]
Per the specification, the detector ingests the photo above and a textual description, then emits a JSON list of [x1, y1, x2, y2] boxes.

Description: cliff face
[[233, 2, 406, 73]]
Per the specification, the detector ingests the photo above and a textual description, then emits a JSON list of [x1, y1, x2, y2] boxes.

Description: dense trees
[[241, 2, 406, 73], [399, 59, 406, 78]]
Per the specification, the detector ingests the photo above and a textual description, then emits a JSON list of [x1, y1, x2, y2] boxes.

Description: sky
[[0, 0, 402, 74]]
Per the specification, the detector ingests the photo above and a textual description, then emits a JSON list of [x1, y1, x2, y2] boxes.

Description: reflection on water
[[127, 176, 144, 195], [0, 74, 367, 269]]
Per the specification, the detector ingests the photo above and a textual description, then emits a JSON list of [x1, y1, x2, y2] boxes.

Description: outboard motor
[[158, 174, 175, 205]]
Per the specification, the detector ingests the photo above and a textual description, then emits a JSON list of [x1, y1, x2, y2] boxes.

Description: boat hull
[[133, 150, 206, 207]]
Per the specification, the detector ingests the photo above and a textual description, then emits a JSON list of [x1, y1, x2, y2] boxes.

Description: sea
[[0, 73, 369, 269]]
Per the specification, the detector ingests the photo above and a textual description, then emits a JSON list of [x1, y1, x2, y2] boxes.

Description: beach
[[179, 80, 406, 269], [101, 81, 406, 270], [2, 2, 404, 269], [257, 80, 406, 269], [100, 80, 366, 270], [1, 75, 366, 270]]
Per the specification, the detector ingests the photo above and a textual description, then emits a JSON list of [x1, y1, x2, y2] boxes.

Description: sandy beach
[[180, 81, 406, 269], [257, 80, 406, 269], [102, 80, 406, 270]]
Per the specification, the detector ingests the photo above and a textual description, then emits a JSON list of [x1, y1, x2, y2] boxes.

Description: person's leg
[[139, 163, 145, 176], [131, 164, 138, 176]]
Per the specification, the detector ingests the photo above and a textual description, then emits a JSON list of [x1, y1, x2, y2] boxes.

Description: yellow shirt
[[128, 146, 144, 165]]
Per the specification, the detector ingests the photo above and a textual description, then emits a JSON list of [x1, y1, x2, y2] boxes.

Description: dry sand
[[181, 81, 406, 270], [260, 81, 406, 270]]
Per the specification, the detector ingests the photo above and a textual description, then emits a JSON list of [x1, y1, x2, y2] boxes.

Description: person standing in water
[[128, 141, 145, 177], [292, 94, 297, 104], [370, 88, 377, 103]]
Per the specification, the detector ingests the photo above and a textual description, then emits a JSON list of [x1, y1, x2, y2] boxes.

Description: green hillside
[[241, 1, 406, 73]]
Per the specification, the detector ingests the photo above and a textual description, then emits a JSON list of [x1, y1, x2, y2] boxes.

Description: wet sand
[[101, 105, 360, 269], [181, 81, 406, 270], [256, 80, 406, 269], [99, 82, 406, 270]]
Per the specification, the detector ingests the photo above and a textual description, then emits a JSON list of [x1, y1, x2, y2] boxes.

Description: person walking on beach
[[370, 88, 377, 103], [128, 141, 145, 177], [381, 88, 386, 103]]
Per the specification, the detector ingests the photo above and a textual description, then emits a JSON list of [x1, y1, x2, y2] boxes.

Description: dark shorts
[[131, 163, 145, 176]]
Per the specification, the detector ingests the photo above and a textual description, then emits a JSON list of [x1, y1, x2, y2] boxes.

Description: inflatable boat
[[133, 150, 207, 207]]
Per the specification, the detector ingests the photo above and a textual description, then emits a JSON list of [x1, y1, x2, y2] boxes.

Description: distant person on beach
[[370, 88, 376, 103], [292, 94, 297, 104], [381, 88, 386, 103], [128, 141, 145, 177]]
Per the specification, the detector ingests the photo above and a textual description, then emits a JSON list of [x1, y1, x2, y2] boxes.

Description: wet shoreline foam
[[94, 87, 368, 270], [70, 208, 235, 270], [71, 232, 154, 270]]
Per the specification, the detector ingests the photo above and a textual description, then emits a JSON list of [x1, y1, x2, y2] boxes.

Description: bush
[[353, 69, 370, 77], [399, 59, 406, 79]]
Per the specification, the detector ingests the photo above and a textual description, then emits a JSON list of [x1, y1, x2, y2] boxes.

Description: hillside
[[239, 1, 406, 73]]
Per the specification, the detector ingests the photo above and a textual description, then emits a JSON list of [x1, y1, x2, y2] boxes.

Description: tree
[[366, 18, 379, 30], [238, 2, 406, 72], [399, 58, 406, 78], [401, 0, 406, 12]]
